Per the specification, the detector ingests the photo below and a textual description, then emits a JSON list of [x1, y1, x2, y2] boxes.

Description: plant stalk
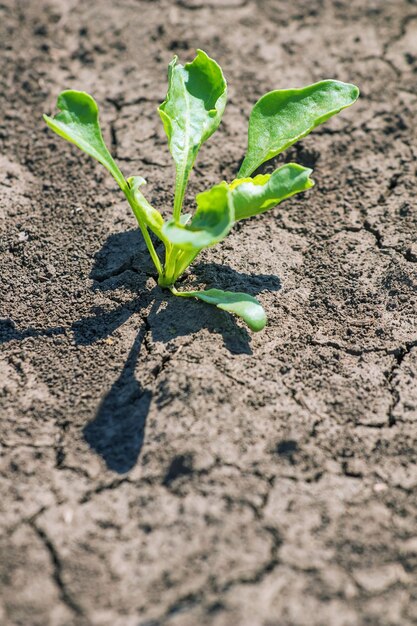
[[123, 188, 163, 277], [173, 172, 186, 222]]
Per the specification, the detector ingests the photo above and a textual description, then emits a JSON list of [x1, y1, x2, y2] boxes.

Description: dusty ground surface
[[1, 0, 417, 624]]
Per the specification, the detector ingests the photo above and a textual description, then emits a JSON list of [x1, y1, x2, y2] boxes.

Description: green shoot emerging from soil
[[44, 50, 359, 332]]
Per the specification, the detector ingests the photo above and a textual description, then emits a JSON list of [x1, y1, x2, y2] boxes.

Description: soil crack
[[30, 522, 89, 622], [385, 340, 417, 427], [383, 13, 417, 55]]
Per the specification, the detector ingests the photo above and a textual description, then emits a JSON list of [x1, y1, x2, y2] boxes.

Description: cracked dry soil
[[1, 0, 417, 625]]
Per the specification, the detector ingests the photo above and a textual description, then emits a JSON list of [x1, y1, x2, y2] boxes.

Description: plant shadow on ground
[[1, 229, 281, 473]]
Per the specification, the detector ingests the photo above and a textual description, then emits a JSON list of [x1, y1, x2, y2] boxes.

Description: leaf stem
[[173, 249, 199, 279], [124, 189, 163, 276], [169, 286, 193, 298], [139, 222, 163, 276], [160, 246, 177, 286], [173, 167, 188, 222]]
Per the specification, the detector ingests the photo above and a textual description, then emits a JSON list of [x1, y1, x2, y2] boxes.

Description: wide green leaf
[[239, 80, 359, 177], [159, 49, 227, 219], [43, 90, 126, 190], [162, 183, 234, 250], [173, 287, 266, 331], [230, 163, 314, 220]]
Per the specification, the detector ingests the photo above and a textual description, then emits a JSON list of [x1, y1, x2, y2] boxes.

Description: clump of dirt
[[1, 1, 417, 625]]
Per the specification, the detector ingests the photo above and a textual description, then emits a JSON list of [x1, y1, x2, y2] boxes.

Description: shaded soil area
[[1, 0, 417, 624]]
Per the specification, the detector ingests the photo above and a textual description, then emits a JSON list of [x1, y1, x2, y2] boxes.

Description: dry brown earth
[[1, 0, 417, 624]]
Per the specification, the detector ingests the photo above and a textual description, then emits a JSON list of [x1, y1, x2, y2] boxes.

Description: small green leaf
[[173, 287, 266, 332], [162, 183, 234, 250], [159, 49, 227, 219], [239, 80, 359, 177], [231, 163, 314, 220], [127, 176, 165, 239], [43, 90, 126, 190], [180, 213, 192, 226]]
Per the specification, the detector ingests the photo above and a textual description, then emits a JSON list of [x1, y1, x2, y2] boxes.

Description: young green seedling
[[44, 49, 359, 332]]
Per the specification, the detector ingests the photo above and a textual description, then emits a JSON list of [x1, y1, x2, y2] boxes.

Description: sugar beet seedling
[[44, 50, 359, 331]]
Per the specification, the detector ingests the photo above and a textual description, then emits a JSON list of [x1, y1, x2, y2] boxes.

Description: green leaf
[[158, 49, 227, 219], [231, 163, 314, 220], [173, 287, 266, 332], [43, 90, 126, 190], [126, 176, 166, 241], [162, 183, 234, 250], [180, 213, 192, 226], [239, 80, 359, 177]]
